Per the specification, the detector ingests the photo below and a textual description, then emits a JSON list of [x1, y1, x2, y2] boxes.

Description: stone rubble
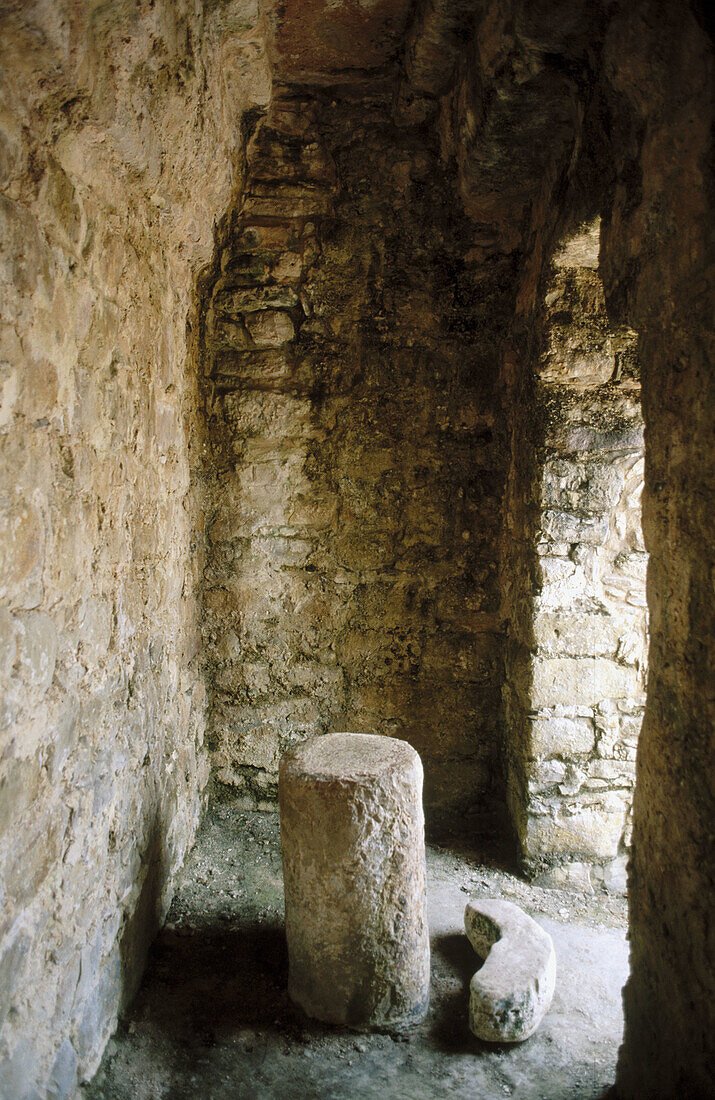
[[464, 896, 556, 1043]]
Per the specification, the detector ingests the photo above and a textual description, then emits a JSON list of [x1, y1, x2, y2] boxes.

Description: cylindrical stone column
[[279, 732, 430, 1031]]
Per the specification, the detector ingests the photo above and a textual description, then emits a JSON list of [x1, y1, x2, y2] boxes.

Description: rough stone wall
[[598, 5, 714, 1096], [413, 0, 649, 884], [444, 0, 711, 1087], [0, 3, 269, 1095], [202, 85, 514, 836], [438, 0, 712, 1084], [502, 220, 646, 892], [1, 0, 711, 1093]]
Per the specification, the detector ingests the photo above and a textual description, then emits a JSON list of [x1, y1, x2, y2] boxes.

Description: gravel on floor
[[85, 802, 628, 1100]]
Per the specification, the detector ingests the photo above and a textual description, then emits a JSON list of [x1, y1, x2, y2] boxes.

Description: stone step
[[464, 897, 556, 1042], [219, 250, 304, 286], [213, 284, 300, 315], [210, 348, 294, 391]]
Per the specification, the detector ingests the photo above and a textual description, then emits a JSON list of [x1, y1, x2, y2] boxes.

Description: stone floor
[[85, 801, 628, 1100]]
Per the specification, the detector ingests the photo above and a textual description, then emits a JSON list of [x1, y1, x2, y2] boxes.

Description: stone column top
[[280, 732, 421, 784]]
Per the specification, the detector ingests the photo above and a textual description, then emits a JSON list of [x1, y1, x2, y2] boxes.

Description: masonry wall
[[0, 3, 269, 1094], [503, 221, 646, 891], [419, 0, 712, 1088], [202, 86, 514, 836], [1, 1, 711, 1095]]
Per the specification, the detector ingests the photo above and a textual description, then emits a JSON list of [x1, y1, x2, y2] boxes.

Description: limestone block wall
[[202, 86, 513, 835], [503, 222, 646, 890], [395, 0, 714, 1089], [0, 3, 269, 1094]]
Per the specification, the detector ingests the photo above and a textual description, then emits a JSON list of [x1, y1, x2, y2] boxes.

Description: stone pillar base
[[279, 732, 430, 1031]]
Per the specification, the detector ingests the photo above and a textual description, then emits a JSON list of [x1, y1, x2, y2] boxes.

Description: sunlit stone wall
[[503, 221, 646, 892], [0, 3, 269, 1093]]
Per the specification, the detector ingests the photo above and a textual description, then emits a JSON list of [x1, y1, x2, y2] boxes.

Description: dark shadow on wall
[[197, 86, 518, 847], [118, 810, 171, 1015]]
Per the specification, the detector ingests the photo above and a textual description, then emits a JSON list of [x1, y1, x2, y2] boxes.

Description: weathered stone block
[[533, 861, 594, 893], [245, 309, 295, 348], [0, 605, 18, 679], [531, 657, 640, 708], [464, 897, 556, 1042], [592, 855, 628, 896], [74, 949, 121, 1077], [527, 759, 567, 792], [15, 611, 57, 694], [211, 348, 293, 388], [524, 800, 626, 862], [530, 714, 595, 757], [242, 189, 332, 218], [0, 756, 42, 834], [532, 610, 621, 659], [232, 726, 280, 771], [213, 317, 252, 350], [0, 498, 44, 609], [214, 284, 299, 314], [279, 733, 430, 1030], [542, 459, 625, 513], [541, 510, 609, 546], [222, 391, 314, 442], [0, 928, 31, 1029], [0, 1036, 40, 1099], [587, 758, 636, 785], [47, 1039, 79, 1100], [77, 597, 112, 659]]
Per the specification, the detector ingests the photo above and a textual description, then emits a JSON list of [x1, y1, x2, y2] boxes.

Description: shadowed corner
[[118, 813, 169, 1019], [135, 917, 290, 1042], [427, 931, 481, 1054]]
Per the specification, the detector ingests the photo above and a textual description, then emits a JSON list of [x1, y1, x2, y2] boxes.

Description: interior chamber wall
[[0, 2, 269, 1093], [201, 86, 514, 837], [502, 218, 646, 892]]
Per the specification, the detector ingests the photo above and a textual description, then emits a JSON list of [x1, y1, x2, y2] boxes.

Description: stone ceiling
[[258, 0, 606, 258], [262, 0, 415, 84]]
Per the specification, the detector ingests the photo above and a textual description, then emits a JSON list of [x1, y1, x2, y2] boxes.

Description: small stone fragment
[[464, 897, 556, 1042]]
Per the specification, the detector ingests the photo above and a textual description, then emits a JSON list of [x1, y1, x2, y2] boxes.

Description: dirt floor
[[84, 801, 628, 1100]]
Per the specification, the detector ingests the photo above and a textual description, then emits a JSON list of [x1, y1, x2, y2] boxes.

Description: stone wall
[[502, 220, 646, 892], [1, 0, 711, 1095], [415, 0, 650, 884], [0, 2, 269, 1094], [432, 0, 712, 1088], [202, 85, 514, 836], [598, 5, 714, 1096]]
